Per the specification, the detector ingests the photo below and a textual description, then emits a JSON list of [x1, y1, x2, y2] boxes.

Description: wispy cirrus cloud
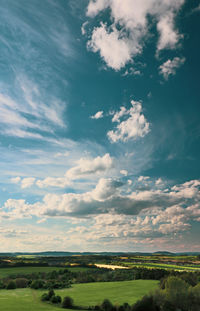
[[0, 76, 66, 141]]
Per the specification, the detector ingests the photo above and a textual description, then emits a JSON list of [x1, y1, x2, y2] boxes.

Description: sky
[[0, 0, 200, 253]]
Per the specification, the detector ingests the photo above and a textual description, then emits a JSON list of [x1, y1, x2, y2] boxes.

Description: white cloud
[[0, 75, 66, 141], [36, 177, 70, 189], [21, 177, 36, 189], [159, 57, 185, 80], [86, 0, 185, 70], [191, 4, 200, 14], [107, 100, 150, 142], [90, 110, 104, 119], [81, 21, 89, 35], [91, 178, 124, 201], [65, 153, 113, 180], [2, 178, 200, 224], [1, 177, 200, 251], [32, 153, 114, 189], [87, 0, 110, 17], [156, 12, 181, 52], [138, 176, 150, 182], [87, 23, 135, 71], [120, 170, 128, 176], [10, 177, 21, 184]]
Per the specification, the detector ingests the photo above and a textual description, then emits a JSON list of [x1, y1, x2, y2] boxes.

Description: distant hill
[[0, 251, 199, 257]]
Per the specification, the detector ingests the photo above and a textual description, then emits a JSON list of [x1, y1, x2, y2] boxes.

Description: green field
[[0, 280, 158, 311], [0, 289, 62, 311], [114, 262, 200, 272], [0, 266, 91, 278], [57, 280, 159, 306]]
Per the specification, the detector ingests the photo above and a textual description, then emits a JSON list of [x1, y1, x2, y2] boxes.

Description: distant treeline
[[1, 266, 200, 290]]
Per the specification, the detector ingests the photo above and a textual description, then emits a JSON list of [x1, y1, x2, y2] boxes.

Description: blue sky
[[0, 0, 200, 252]]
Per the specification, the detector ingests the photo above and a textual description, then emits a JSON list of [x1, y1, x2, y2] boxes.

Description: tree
[[101, 299, 113, 311], [41, 293, 49, 301], [48, 288, 55, 299], [51, 295, 62, 304], [62, 296, 74, 308], [15, 278, 28, 288], [6, 280, 16, 290], [30, 279, 44, 289], [131, 295, 158, 311]]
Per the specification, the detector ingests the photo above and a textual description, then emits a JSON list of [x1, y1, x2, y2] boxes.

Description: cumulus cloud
[[35, 153, 113, 189], [1, 177, 200, 251], [159, 57, 185, 80], [21, 177, 36, 189], [2, 178, 200, 226], [87, 23, 135, 71], [90, 110, 104, 119], [65, 153, 113, 180], [36, 177, 70, 189], [86, 0, 185, 70], [107, 100, 150, 142], [120, 170, 128, 176], [10, 176, 21, 184]]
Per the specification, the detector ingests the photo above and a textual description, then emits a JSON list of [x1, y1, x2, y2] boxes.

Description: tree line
[[1, 266, 199, 290]]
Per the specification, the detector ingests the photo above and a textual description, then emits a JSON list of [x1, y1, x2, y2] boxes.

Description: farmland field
[[0, 280, 159, 311], [112, 262, 200, 271]]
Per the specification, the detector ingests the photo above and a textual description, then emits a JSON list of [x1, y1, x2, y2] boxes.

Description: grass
[[114, 262, 200, 272], [0, 288, 63, 311], [0, 266, 91, 278], [57, 280, 159, 306], [0, 280, 158, 310]]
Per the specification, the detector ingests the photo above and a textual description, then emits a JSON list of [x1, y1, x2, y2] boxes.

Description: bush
[[30, 279, 44, 289], [6, 280, 16, 290], [101, 299, 113, 311], [131, 295, 157, 311], [62, 296, 74, 308], [51, 295, 62, 304], [48, 288, 55, 299], [123, 303, 131, 311], [15, 278, 28, 288], [41, 293, 50, 301], [0, 281, 5, 289]]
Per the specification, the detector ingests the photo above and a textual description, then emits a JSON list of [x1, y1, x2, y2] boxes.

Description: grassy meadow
[[0, 280, 158, 311], [57, 280, 159, 306]]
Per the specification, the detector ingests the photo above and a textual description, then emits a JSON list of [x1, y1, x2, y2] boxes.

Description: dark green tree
[[6, 280, 16, 290], [62, 296, 74, 308]]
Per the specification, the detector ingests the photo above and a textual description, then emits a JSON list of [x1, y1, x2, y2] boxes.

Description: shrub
[[123, 303, 131, 311], [48, 288, 55, 299], [30, 279, 44, 289], [0, 281, 5, 289], [51, 295, 62, 304], [131, 295, 157, 311], [15, 278, 28, 288], [6, 280, 16, 290], [101, 299, 113, 311], [62, 296, 74, 308], [41, 293, 49, 301]]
